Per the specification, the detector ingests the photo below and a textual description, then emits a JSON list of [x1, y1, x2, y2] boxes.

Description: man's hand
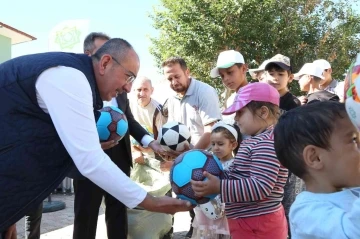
[[139, 194, 194, 215], [148, 140, 179, 160], [133, 144, 153, 154], [160, 161, 174, 172], [5, 224, 17, 239], [191, 171, 221, 197], [148, 140, 165, 154], [132, 151, 146, 165], [298, 95, 308, 105], [160, 143, 192, 161], [101, 140, 118, 150]]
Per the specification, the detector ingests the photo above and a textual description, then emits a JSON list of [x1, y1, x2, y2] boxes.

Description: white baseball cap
[[249, 59, 270, 77], [210, 50, 245, 78], [313, 59, 331, 70], [294, 63, 325, 80]]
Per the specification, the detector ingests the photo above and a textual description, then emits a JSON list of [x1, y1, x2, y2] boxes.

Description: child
[[294, 62, 339, 103], [210, 50, 249, 124], [274, 101, 360, 238], [264, 54, 301, 238], [265, 54, 301, 111], [192, 83, 289, 239], [249, 59, 270, 82], [313, 59, 344, 101], [192, 121, 241, 239]]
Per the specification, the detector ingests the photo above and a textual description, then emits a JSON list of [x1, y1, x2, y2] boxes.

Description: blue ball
[[96, 106, 128, 142], [170, 149, 224, 205]]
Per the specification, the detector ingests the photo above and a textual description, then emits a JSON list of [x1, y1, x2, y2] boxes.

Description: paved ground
[[15, 193, 191, 239]]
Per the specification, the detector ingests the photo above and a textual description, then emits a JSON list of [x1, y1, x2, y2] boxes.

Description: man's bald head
[[134, 76, 152, 88], [133, 76, 154, 107], [91, 38, 140, 100]]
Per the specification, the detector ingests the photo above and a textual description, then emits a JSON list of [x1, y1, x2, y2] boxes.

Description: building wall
[[0, 35, 11, 63]]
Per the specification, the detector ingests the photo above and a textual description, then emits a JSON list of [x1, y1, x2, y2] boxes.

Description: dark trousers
[[0, 202, 43, 239], [26, 202, 43, 239], [72, 178, 128, 239]]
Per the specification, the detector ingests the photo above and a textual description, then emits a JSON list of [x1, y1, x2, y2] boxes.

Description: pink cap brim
[[222, 100, 249, 115]]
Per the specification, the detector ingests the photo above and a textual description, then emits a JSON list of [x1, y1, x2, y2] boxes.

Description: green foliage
[[149, 0, 360, 96]]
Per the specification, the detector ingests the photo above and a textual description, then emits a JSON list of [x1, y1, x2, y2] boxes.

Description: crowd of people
[[0, 30, 359, 239]]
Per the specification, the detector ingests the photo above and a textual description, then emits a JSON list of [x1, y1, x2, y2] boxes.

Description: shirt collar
[[185, 78, 196, 96], [324, 79, 338, 90]]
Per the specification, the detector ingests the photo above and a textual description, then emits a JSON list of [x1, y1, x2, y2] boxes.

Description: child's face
[[267, 69, 293, 96], [298, 74, 311, 92], [318, 116, 360, 189], [211, 132, 237, 160], [219, 64, 247, 91], [255, 70, 266, 82], [234, 107, 267, 136]]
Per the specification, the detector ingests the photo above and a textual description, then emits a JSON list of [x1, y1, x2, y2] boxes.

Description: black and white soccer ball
[[158, 121, 191, 151]]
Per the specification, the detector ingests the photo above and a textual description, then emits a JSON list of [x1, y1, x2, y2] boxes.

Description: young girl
[[192, 82, 289, 239], [192, 121, 241, 239]]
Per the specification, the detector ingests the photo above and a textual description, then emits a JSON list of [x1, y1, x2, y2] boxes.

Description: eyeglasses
[[111, 55, 137, 84]]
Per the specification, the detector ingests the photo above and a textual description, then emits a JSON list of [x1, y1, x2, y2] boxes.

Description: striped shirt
[[220, 126, 288, 219]]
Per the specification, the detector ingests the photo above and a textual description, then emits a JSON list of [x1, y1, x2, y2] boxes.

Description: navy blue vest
[[0, 52, 103, 231]]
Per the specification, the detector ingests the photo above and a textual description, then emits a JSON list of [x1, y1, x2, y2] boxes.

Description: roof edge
[[0, 22, 37, 40]]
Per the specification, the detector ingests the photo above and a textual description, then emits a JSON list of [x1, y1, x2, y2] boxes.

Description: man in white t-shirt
[[0, 38, 191, 238], [161, 56, 222, 238], [128, 76, 173, 239], [129, 76, 165, 148]]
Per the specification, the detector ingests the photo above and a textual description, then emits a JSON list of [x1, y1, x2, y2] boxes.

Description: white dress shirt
[[35, 66, 147, 208]]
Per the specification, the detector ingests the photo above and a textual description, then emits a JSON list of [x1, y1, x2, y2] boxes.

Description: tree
[[149, 0, 360, 97]]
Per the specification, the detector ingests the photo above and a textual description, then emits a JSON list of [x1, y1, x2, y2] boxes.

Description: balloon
[[344, 53, 360, 129]]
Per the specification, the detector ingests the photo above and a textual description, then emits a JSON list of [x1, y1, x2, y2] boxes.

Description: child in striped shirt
[[192, 82, 289, 239]]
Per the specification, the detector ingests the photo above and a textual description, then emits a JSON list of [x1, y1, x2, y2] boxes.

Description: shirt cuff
[[126, 187, 148, 209], [141, 135, 155, 147]]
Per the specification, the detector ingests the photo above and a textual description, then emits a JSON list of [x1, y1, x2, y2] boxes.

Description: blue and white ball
[[96, 106, 128, 142], [170, 150, 223, 205]]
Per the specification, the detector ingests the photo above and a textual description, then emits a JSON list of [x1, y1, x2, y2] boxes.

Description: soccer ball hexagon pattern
[[96, 106, 128, 142], [170, 149, 224, 205], [158, 121, 191, 151]]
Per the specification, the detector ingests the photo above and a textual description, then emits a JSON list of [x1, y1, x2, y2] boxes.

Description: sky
[[2, 1, 164, 77], [3, 0, 359, 102], [2, 0, 174, 102]]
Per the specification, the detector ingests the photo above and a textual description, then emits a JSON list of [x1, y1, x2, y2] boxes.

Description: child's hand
[[191, 171, 221, 197]]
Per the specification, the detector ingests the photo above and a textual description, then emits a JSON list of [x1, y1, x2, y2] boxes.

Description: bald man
[[128, 77, 173, 238], [130, 77, 164, 141]]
